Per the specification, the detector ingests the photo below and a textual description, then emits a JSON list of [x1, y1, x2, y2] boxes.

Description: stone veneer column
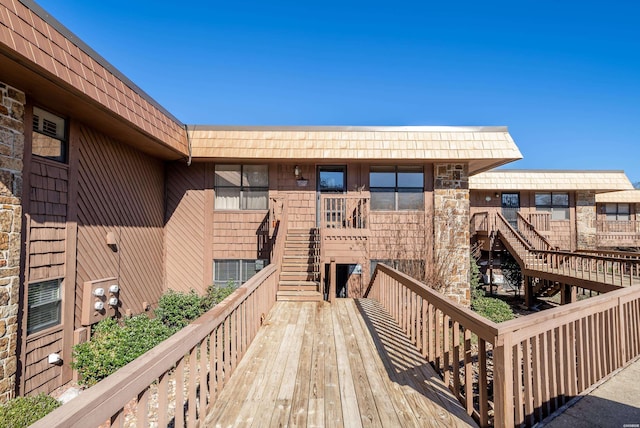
[[576, 191, 596, 250], [433, 163, 470, 306], [0, 82, 24, 402]]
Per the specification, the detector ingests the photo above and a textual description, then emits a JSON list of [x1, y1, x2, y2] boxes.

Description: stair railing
[[516, 211, 554, 251]]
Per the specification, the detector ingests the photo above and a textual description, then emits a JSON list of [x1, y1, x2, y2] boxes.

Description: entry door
[[317, 166, 346, 227], [501, 193, 520, 229]]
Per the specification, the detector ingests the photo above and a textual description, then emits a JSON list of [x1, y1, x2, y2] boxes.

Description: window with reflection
[[214, 165, 268, 210], [535, 192, 569, 220], [604, 203, 630, 221], [370, 166, 424, 210]]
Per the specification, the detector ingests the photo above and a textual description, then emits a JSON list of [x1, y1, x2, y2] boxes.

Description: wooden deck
[[204, 299, 476, 427]]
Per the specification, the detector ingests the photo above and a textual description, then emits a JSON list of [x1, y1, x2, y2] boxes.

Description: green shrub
[[72, 315, 172, 386], [0, 393, 60, 428], [472, 295, 515, 323], [155, 290, 204, 332], [200, 283, 236, 311]]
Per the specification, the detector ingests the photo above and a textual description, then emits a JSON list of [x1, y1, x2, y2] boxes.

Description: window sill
[[26, 324, 63, 342]]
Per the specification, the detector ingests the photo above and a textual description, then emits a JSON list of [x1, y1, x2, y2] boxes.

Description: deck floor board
[[204, 299, 477, 427]]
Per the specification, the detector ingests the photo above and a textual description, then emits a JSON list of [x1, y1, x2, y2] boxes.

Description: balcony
[[596, 220, 640, 248]]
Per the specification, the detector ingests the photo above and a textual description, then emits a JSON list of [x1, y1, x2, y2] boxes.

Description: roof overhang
[[596, 190, 640, 203], [470, 170, 634, 192], [187, 125, 523, 175], [0, 0, 188, 160]]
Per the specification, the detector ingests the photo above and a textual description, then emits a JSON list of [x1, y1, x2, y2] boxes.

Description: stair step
[[277, 290, 323, 302], [278, 284, 319, 291], [279, 280, 318, 286]]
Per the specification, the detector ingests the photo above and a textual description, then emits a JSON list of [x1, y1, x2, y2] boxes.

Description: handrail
[[367, 264, 640, 428], [596, 219, 640, 233], [33, 265, 280, 428], [516, 211, 554, 251], [576, 249, 640, 260], [270, 195, 289, 268]]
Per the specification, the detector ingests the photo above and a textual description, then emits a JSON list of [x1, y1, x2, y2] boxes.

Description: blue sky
[[36, 0, 639, 183]]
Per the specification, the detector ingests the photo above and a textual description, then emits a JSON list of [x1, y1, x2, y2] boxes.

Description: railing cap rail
[[31, 264, 278, 428], [374, 264, 500, 342]]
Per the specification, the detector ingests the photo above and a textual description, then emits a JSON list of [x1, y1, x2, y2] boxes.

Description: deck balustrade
[[366, 263, 640, 427], [320, 195, 369, 230], [31, 265, 280, 428]]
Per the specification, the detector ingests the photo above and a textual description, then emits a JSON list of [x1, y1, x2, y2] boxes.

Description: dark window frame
[[535, 192, 570, 220], [604, 203, 630, 221], [370, 166, 424, 211], [214, 164, 269, 210]]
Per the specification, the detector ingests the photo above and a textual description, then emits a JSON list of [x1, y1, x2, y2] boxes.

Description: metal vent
[[33, 107, 66, 140]]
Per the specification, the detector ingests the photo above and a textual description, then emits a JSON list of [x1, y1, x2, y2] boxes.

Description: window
[[214, 165, 268, 210], [535, 192, 569, 220], [27, 279, 62, 334], [370, 166, 424, 210], [32, 107, 67, 163], [604, 203, 630, 221], [214, 260, 262, 287]]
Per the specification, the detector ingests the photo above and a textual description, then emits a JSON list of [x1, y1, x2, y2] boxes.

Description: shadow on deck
[[205, 299, 476, 427]]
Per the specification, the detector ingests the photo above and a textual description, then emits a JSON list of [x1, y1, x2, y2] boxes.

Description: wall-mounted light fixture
[[485, 195, 492, 202], [495, 192, 500, 198], [294, 165, 308, 187]]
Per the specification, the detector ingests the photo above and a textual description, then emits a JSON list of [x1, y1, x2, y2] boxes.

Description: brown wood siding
[[75, 125, 164, 327], [271, 163, 316, 230], [23, 329, 63, 395], [164, 162, 207, 294], [212, 211, 269, 260], [27, 160, 68, 281], [369, 212, 428, 260]]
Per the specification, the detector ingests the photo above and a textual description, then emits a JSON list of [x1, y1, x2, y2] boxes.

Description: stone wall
[[576, 191, 596, 250], [0, 83, 24, 402], [433, 163, 470, 306]]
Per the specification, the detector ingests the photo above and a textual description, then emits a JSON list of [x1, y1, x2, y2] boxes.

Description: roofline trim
[[19, 0, 184, 126], [486, 169, 628, 174], [187, 125, 510, 132]]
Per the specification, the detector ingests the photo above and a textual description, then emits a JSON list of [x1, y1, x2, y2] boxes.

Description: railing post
[[329, 257, 336, 303], [493, 333, 514, 428]]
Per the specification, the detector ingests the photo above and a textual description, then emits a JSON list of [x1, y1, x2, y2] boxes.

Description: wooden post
[[525, 276, 534, 309], [329, 258, 336, 303], [493, 334, 514, 428]]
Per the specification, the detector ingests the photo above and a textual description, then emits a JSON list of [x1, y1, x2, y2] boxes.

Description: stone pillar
[[0, 82, 24, 402], [433, 163, 470, 306], [576, 191, 596, 250]]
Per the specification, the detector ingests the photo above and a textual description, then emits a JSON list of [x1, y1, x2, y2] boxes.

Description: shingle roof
[[187, 126, 522, 174], [470, 170, 634, 192], [596, 190, 640, 203]]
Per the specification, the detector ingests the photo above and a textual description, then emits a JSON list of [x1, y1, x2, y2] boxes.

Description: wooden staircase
[[276, 229, 322, 301]]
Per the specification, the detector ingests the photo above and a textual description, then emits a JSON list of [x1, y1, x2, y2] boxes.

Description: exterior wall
[[434, 163, 470, 306], [23, 159, 67, 395], [0, 82, 23, 402], [596, 202, 640, 249], [75, 124, 165, 326], [165, 162, 207, 294], [576, 191, 597, 250]]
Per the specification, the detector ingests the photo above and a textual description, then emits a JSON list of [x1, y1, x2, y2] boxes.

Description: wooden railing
[[366, 264, 640, 427], [527, 212, 551, 232], [270, 196, 289, 268], [516, 212, 554, 251], [320, 194, 369, 229], [597, 220, 640, 234], [32, 265, 280, 428], [527, 250, 640, 287], [470, 211, 489, 235], [577, 249, 640, 260], [492, 212, 533, 265]]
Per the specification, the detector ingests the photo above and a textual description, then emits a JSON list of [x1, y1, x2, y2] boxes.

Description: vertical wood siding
[[164, 162, 207, 294], [75, 125, 164, 327]]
